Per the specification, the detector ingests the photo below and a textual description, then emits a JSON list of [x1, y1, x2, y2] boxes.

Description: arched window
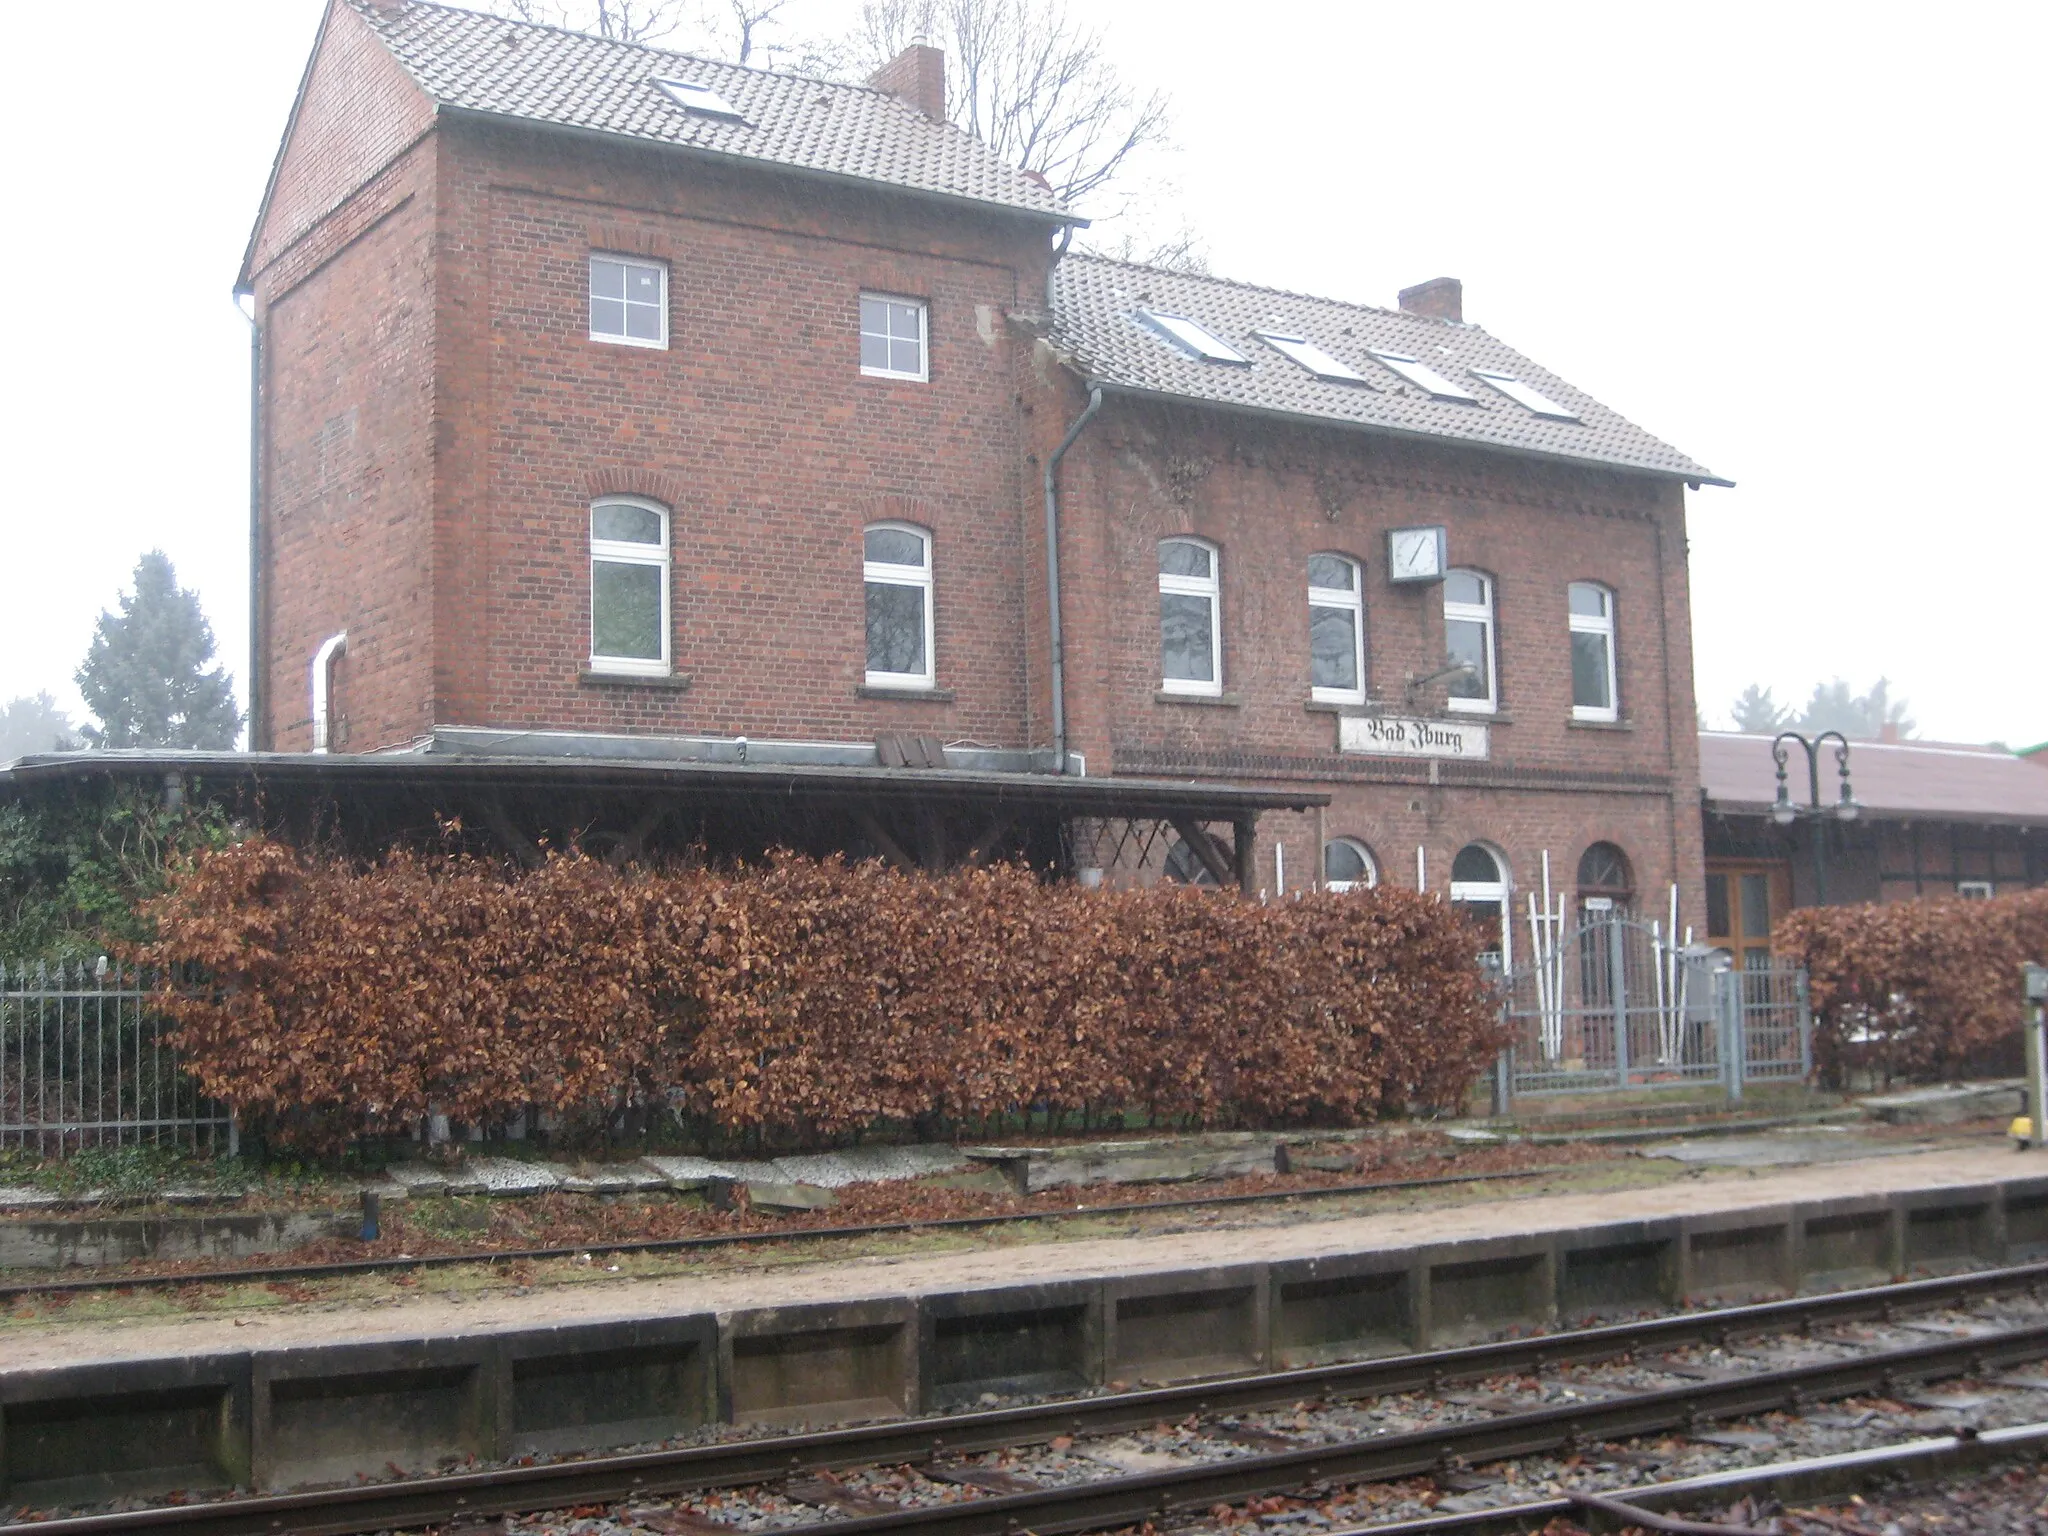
[[1443, 569, 1497, 713], [1577, 841, 1633, 908], [1159, 537, 1221, 695], [1450, 842, 1510, 967], [589, 496, 670, 675], [863, 522, 934, 688], [1323, 837, 1378, 892], [1568, 581, 1617, 722], [1164, 837, 1220, 887], [1308, 553, 1366, 704]]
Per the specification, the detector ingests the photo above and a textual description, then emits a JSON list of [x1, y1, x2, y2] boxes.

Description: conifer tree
[[76, 552, 241, 750]]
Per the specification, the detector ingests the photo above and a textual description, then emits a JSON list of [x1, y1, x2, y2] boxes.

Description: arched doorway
[[1450, 842, 1510, 969], [1576, 841, 1634, 919]]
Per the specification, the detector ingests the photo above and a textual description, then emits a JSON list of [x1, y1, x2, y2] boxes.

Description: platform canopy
[[0, 729, 1325, 891]]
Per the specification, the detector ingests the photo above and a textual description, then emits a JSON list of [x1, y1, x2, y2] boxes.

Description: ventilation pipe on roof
[[310, 632, 347, 754], [1043, 386, 1102, 776]]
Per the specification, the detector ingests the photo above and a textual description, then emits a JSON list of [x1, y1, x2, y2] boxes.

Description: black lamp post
[[1770, 730, 1860, 905]]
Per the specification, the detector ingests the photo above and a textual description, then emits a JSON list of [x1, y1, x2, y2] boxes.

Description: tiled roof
[[1048, 255, 1727, 486], [1699, 732, 2048, 826], [343, 0, 1070, 222]]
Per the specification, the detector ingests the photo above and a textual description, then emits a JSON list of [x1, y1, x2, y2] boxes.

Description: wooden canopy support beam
[[962, 815, 1017, 868], [1168, 816, 1237, 889], [854, 810, 919, 874]]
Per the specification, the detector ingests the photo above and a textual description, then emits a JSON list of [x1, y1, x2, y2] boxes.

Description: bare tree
[[849, 0, 1169, 212], [489, 0, 800, 63]]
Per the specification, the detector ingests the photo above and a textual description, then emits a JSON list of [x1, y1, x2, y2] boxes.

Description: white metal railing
[[0, 959, 233, 1154]]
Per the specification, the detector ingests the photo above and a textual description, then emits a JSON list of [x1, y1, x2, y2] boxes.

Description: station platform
[[1, 1143, 2039, 1501]]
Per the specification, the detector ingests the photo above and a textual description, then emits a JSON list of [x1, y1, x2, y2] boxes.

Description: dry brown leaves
[[133, 842, 1507, 1149], [1775, 887, 2048, 1084]]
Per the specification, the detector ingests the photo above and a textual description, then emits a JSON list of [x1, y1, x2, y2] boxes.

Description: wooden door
[[1705, 861, 1791, 970]]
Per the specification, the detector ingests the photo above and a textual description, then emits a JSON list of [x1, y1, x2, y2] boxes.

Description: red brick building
[[239, 0, 1727, 953]]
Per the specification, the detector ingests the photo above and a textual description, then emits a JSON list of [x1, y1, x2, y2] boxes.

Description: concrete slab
[[383, 1165, 451, 1197], [0, 1186, 62, 1211], [965, 1131, 1282, 1193], [1861, 1081, 2023, 1125], [770, 1144, 968, 1188], [744, 1181, 838, 1212], [640, 1155, 786, 1191], [1635, 1129, 1939, 1167], [462, 1158, 562, 1196]]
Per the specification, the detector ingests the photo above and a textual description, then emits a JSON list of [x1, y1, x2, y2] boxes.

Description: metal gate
[[1497, 915, 1810, 1099]]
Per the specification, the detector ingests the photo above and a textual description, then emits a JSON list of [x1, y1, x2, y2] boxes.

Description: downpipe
[[1043, 385, 1102, 775]]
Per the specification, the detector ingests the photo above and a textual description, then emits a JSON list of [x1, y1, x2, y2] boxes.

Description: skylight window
[[1471, 369, 1581, 421], [1136, 310, 1249, 365], [655, 78, 747, 121], [1368, 351, 1479, 402], [1256, 331, 1370, 384]]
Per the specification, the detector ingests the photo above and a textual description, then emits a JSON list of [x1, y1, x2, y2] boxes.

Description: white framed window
[[1323, 838, 1378, 892], [589, 496, 670, 675], [1308, 552, 1366, 704], [1957, 880, 1994, 900], [1568, 581, 1618, 722], [589, 254, 668, 348], [1443, 569, 1497, 714], [863, 522, 934, 688], [1158, 537, 1221, 696], [860, 293, 928, 381], [1450, 842, 1511, 969]]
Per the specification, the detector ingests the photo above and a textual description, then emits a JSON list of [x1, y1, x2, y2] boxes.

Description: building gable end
[[240, 0, 437, 292]]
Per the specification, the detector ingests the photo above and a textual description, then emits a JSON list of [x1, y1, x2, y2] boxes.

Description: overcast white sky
[[3, 2, 2041, 748]]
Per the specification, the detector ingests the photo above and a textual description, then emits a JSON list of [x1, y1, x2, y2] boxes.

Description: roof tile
[[1049, 254, 1726, 486], [345, 0, 1070, 221]]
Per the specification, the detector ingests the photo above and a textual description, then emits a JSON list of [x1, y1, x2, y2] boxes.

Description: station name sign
[[1337, 713, 1490, 761]]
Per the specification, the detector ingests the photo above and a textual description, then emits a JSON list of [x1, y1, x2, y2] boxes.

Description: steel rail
[[10, 1260, 2048, 1536], [1310, 1422, 2048, 1535], [0, 1164, 1573, 1301]]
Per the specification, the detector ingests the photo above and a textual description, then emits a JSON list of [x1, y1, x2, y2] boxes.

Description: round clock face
[[1389, 527, 1444, 582]]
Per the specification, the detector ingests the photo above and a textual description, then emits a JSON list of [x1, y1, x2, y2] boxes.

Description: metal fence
[[1496, 915, 1811, 1102], [0, 959, 233, 1154]]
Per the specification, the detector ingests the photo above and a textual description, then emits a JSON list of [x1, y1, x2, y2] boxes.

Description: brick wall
[[431, 117, 1050, 745], [1029, 370, 1708, 920], [252, 126, 439, 753]]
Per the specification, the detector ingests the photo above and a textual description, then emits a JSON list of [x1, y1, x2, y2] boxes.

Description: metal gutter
[[1082, 378, 1735, 489]]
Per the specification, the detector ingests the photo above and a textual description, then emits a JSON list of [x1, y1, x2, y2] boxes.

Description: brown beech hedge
[[1775, 888, 2048, 1085], [133, 840, 1506, 1149]]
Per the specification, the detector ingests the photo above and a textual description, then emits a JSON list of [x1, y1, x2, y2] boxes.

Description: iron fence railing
[[1496, 915, 1813, 1102], [0, 959, 233, 1155]]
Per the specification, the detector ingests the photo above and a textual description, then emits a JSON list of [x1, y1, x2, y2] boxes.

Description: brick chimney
[[869, 43, 946, 120], [1398, 277, 1463, 323]]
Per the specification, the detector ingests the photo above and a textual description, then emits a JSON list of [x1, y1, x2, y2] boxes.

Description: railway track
[[13, 1259, 2048, 1536], [0, 1163, 1575, 1302]]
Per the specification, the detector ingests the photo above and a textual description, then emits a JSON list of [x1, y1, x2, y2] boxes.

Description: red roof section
[[1699, 732, 2048, 826]]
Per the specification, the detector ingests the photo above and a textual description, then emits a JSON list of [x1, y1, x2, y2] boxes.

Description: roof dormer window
[[1256, 331, 1370, 384], [655, 78, 747, 121], [1136, 310, 1249, 365], [1471, 369, 1580, 421], [1369, 351, 1478, 402]]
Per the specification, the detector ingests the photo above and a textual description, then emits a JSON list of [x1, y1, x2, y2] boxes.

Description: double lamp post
[[1770, 730, 1861, 904]]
